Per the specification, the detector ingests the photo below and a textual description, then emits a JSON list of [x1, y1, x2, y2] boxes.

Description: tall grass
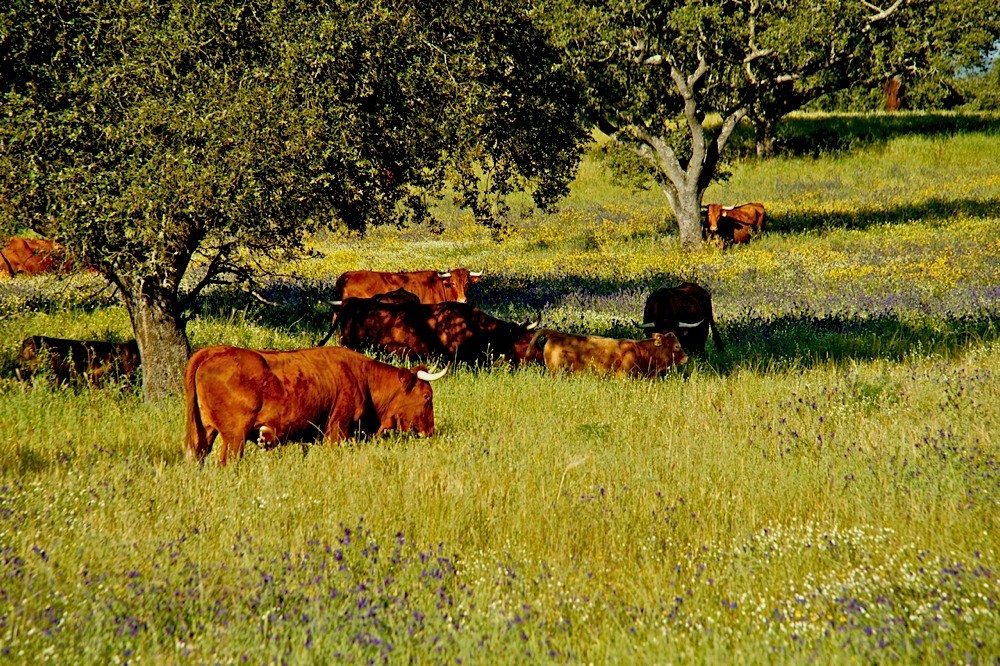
[[1, 114, 998, 663]]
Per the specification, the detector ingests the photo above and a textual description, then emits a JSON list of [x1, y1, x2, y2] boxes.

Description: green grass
[[1, 113, 999, 663]]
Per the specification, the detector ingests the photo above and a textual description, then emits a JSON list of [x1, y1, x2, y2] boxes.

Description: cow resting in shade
[[426, 302, 541, 366], [18, 336, 141, 385], [640, 282, 724, 354], [319, 295, 541, 367], [705, 203, 766, 245], [184, 345, 447, 465], [1, 238, 74, 278], [528, 330, 687, 378], [317, 293, 447, 357], [333, 268, 482, 304]]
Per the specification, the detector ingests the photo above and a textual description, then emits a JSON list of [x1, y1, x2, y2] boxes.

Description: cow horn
[[638, 322, 657, 329], [331, 300, 343, 306], [677, 319, 704, 328], [438, 271, 451, 278], [416, 366, 448, 382], [522, 310, 542, 330], [469, 270, 483, 277]]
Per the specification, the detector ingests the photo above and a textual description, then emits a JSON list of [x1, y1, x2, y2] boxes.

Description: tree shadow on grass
[[726, 112, 1000, 159], [705, 310, 1000, 376], [767, 197, 1000, 235], [198, 269, 1000, 372]]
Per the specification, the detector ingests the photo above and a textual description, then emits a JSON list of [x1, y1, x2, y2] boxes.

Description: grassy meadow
[[1, 112, 999, 663]]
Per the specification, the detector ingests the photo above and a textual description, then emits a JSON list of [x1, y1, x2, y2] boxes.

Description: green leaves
[[1, 0, 588, 275]]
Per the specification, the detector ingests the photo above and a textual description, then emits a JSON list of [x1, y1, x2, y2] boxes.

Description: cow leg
[[211, 416, 255, 466], [186, 424, 218, 464], [217, 423, 254, 466], [324, 388, 364, 443]]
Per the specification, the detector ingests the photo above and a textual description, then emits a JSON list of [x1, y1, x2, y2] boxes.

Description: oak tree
[[0, 0, 586, 399], [542, 0, 908, 249]]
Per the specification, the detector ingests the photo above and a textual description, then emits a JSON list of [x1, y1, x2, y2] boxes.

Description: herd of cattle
[[6, 202, 764, 464]]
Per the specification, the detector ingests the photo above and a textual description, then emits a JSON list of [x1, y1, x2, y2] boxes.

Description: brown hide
[[332, 297, 447, 359], [0, 238, 73, 277], [427, 302, 540, 366], [18, 336, 141, 385], [183, 345, 437, 465], [334, 268, 482, 304], [641, 282, 724, 353], [705, 203, 766, 245], [327, 297, 538, 366], [532, 330, 687, 378]]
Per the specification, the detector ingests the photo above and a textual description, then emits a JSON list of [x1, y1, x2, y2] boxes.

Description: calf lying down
[[529, 330, 687, 377]]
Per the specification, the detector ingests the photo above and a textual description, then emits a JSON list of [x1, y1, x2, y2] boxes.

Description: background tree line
[[2, 0, 998, 400]]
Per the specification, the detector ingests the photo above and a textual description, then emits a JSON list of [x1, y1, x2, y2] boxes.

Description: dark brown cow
[[639, 282, 724, 354], [333, 268, 482, 304], [0, 238, 73, 278], [18, 336, 141, 385], [320, 296, 540, 366], [705, 203, 766, 245], [320, 294, 447, 358], [427, 302, 541, 366], [528, 330, 687, 378], [184, 345, 447, 465]]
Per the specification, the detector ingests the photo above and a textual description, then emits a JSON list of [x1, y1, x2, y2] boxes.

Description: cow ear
[[401, 368, 420, 392]]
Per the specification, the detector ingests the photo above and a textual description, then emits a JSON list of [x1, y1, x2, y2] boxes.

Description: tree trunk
[[121, 277, 191, 401], [754, 117, 777, 158], [662, 183, 704, 251]]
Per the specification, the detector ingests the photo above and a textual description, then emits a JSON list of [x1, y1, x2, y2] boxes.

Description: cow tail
[[184, 353, 205, 463], [315, 308, 340, 347], [0, 251, 13, 278], [709, 316, 725, 351], [525, 329, 548, 364]]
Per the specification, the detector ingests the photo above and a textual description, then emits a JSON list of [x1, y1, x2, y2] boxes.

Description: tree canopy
[[0, 0, 587, 399], [540, 0, 934, 249]]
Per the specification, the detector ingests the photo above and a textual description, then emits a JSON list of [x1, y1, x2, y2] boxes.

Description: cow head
[[649, 332, 688, 372], [438, 268, 482, 303], [705, 204, 723, 234], [382, 365, 448, 436]]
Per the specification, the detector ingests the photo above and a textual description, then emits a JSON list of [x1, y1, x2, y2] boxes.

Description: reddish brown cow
[[184, 345, 447, 465], [639, 282, 724, 354], [333, 268, 482, 304], [318, 293, 446, 357], [18, 336, 141, 385], [528, 330, 687, 378], [427, 302, 541, 366], [321, 295, 540, 366], [0, 238, 73, 278], [705, 203, 766, 245]]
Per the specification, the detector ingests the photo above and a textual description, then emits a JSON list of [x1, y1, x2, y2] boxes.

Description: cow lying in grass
[[705, 202, 766, 245], [1, 238, 74, 278], [527, 330, 687, 378], [18, 336, 141, 385], [333, 268, 482, 304]]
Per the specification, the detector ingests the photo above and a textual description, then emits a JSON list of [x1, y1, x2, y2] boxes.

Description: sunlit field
[[2, 113, 999, 663]]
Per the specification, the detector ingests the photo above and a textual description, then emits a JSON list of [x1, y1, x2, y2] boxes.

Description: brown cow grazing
[[705, 203, 766, 245], [528, 330, 687, 378], [639, 282, 724, 354], [0, 238, 73, 278], [333, 268, 482, 304], [184, 345, 447, 465], [18, 336, 141, 385]]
